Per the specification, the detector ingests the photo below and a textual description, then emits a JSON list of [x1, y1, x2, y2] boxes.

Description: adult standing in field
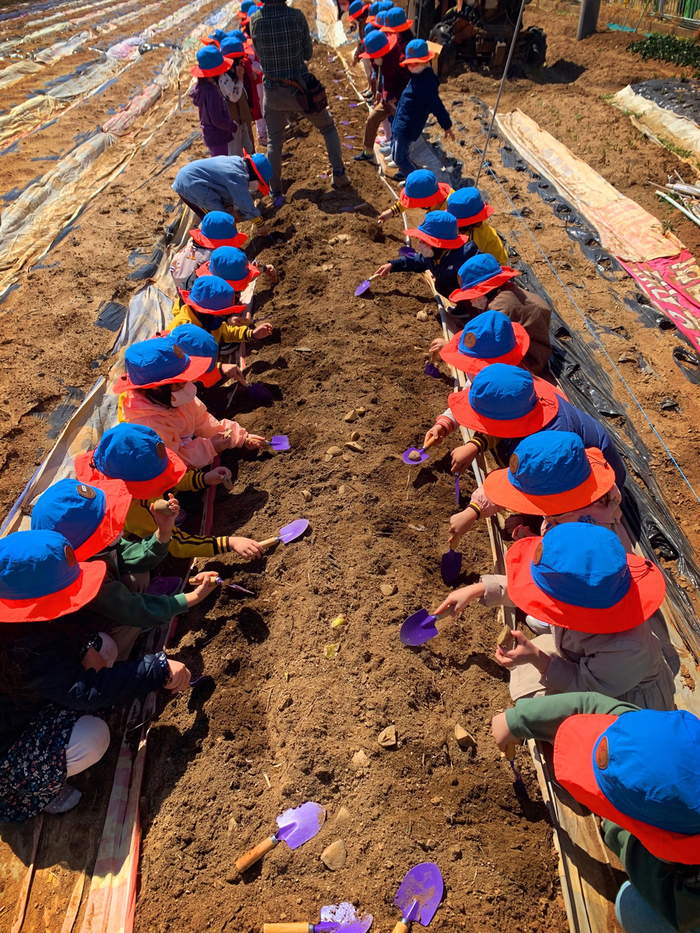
[[248, 0, 350, 204]]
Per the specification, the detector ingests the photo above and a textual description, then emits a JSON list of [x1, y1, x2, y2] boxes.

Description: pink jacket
[[120, 391, 248, 469]]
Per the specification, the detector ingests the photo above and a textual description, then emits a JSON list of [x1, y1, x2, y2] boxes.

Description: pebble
[[351, 749, 369, 770], [350, 431, 360, 441], [357, 407, 366, 415], [431, 796, 443, 806], [302, 489, 312, 502], [416, 309, 429, 322], [455, 724, 476, 748], [335, 806, 352, 826], [327, 446, 343, 457], [344, 409, 358, 423], [338, 485, 347, 496], [377, 725, 397, 748], [380, 583, 396, 596], [321, 840, 347, 871], [344, 441, 363, 452]]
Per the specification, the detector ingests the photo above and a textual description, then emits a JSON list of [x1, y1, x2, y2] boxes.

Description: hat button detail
[[77, 484, 96, 500], [509, 453, 519, 474], [533, 542, 543, 565], [595, 736, 609, 769], [64, 545, 77, 567]]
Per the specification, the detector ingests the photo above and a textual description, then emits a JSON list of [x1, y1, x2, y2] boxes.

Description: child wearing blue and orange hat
[[493, 694, 700, 932], [170, 211, 248, 291], [190, 47, 238, 158], [376, 169, 452, 225], [0, 529, 192, 819], [354, 29, 407, 164], [75, 423, 264, 560], [115, 337, 265, 470], [170, 323, 246, 390], [436, 522, 674, 710], [30, 479, 222, 660], [446, 188, 508, 266]]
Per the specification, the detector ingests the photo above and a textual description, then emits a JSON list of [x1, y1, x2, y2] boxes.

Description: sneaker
[[362, 89, 373, 99], [331, 171, 351, 189], [379, 144, 391, 156], [392, 170, 408, 181], [353, 150, 375, 164], [273, 195, 286, 208], [385, 159, 397, 168], [44, 783, 82, 814]]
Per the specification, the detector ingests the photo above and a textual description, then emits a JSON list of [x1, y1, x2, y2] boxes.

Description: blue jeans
[[616, 881, 700, 933], [391, 135, 414, 176]]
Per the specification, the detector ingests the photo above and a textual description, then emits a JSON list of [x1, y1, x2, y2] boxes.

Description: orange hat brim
[[74, 448, 188, 500], [399, 181, 451, 209], [439, 321, 529, 375], [0, 559, 106, 624], [73, 478, 132, 561]]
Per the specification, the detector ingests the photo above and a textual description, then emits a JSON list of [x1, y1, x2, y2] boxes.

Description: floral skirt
[[0, 704, 82, 822]]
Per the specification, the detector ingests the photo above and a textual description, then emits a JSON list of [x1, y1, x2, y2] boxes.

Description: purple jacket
[[190, 79, 238, 148]]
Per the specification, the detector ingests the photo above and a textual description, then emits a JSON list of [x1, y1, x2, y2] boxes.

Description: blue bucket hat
[[405, 210, 467, 249], [483, 430, 615, 515], [31, 477, 132, 562], [382, 6, 413, 31], [74, 423, 187, 498], [245, 150, 273, 194], [221, 36, 245, 58], [197, 245, 259, 291], [170, 324, 219, 374], [374, 9, 389, 25], [446, 186, 495, 227], [229, 28, 248, 41], [363, 20, 378, 34], [449, 253, 519, 302], [349, 0, 370, 18], [191, 46, 230, 78], [114, 337, 211, 393], [399, 170, 450, 208], [360, 29, 397, 58], [191, 211, 247, 249], [440, 309, 530, 375], [448, 362, 560, 436], [181, 275, 245, 317], [402, 38, 434, 64], [368, 0, 381, 13], [0, 530, 106, 624], [506, 522, 666, 632]]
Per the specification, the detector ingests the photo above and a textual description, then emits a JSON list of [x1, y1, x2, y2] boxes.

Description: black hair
[[0, 620, 91, 703], [246, 159, 259, 183], [142, 385, 174, 408]]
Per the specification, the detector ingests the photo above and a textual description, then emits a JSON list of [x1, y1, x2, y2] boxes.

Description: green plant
[[659, 136, 692, 158], [628, 33, 700, 70]]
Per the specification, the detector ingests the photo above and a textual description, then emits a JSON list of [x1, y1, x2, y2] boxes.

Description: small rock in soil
[[408, 450, 422, 462], [357, 407, 366, 415], [344, 409, 358, 422], [321, 840, 347, 871], [302, 489, 312, 501], [351, 749, 369, 770], [338, 484, 347, 495], [454, 724, 476, 748], [350, 430, 360, 441], [416, 309, 429, 322], [380, 583, 396, 596], [377, 725, 397, 748], [327, 446, 343, 456], [450, 846, 463, 861], [335, 806, 352, 826], [431, 796, 443, 805], [344, 441, 363, 452]]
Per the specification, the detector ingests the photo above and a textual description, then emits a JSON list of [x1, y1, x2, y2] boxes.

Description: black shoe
[[392, 170, 408, 181], [353, 150, 375, 164]]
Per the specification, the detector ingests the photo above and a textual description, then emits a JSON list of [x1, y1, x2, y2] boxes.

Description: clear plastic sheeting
[[102, 50, 184, 134], [315, 0, 348, 47], [0, 59, 43, 91], [496, 109, 686, 262], [613, 84, 700, 172], [34, 29, 93, 65], [0, 21, 70, 54]]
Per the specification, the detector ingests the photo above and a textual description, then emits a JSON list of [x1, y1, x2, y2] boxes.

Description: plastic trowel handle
[[236, 834, 277, 872], [258, 536, 281, 549], [263, 925, 314, 933]]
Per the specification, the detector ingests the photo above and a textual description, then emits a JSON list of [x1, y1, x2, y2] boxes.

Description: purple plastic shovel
[[259, 518, 309, 550], [440, 549, 462, 586], [402, 434, 438, 466], [355, 273, 379, 296], [424, 361, 440, 378], [236, 801, 326, 872], [400, 608, 453, 646], [264, 903, 373, 933], [455, 474, 460, 505], [398, 246, 417, 258], [393, 862, 444, 930], [187, 576, 255, 595], [267, 435, 290, 451], [247, 382, 273, 403]]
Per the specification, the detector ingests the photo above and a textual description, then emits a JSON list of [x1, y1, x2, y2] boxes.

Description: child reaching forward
[[170, 212, 247, 292]]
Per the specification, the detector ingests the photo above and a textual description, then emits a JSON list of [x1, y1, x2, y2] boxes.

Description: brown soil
[[2, 3, 700, 931]]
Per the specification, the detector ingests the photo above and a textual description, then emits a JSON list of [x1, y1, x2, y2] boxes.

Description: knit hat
[[31, 478, 132, 561], [449, 253, 519, 302], [446, 187, 495, 227], [191, 46, 230, 78], [196, 245, 260, 291], [112, 337, 211, 393], [180, 275, 246, 317], [405, 211, 468, 249], [399, 170, 450, 209], [0, 530, 106, 624], [190, 211, 247, 249], [448, 363, 561, 437], [244, 149, 273, 195], [483, 432, 615, 516], [506, 522, 666, 633], [401, 38, 434, 65], [439, 310, 529, 375], [359, 30, 397, 58], [381, 6, 413, 31], [74, 423, 187, 498]]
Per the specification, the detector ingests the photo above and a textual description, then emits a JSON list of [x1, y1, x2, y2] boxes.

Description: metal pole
[[474, 0, 527, 186], [632, 0, 652, 30]]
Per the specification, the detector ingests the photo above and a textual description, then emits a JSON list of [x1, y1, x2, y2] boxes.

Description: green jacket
[[507, 693, 700, 933]]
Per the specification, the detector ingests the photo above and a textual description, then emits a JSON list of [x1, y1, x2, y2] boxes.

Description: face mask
[[414, 241, 435, 258], [374, 56, 384, 65], [249, 180, 259, 193], [470, 295, 489, 311], [170, 382, 197, 407], [408, 63, 429, 74]]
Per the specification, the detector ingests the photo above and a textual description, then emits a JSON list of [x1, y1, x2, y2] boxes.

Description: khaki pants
[[362, 100, 395, 151]]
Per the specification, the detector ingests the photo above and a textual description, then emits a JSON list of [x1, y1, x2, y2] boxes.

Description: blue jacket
[[172, 156, 260, 220], [389, 240, 479, 299], [499, 397, 627, 491], [392, 67, 452, 142]]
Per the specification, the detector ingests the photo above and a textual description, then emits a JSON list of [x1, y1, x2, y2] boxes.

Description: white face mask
[[414, 241, 435, 258], [249, 180, 259, 193], [374, 56, 384, 65], [170, 382, 197, 407], [408, 63, 429, 74]]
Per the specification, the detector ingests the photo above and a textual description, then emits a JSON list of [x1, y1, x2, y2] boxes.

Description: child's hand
[[82, 647, 108, 672], [244, 434, 266, 450], [262, 263, 278, 282], [150, 494, 180, 542], [451, 442, 478, 475], [491, 712, 518, 752], [423, 424, 446, 449], [430, 336, 447, 358], [444, 127, 455, 141], [434, 583, 486, 618], [504, 514, 535, 540], [495, 629, 549, 672], [254, 223, 271, 237], [212, 433, 232, 454], [448, 507, 477, 549], [375, 262, 392, 277], [377, 209, 392, 225], [186, 571, 221, 606], [252, 322, 273, 340], [204, 466, 232, 486], [220, 363, 247, 386], [228, 536, 264, 560], [165, 659, 191, 692]]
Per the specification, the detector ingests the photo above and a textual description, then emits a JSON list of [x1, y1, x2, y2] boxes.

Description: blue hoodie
[[392, 66, 451, 142]]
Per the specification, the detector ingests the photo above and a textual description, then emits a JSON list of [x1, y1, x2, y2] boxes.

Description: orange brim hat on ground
[[439, 318, 529, 375], [448, 363, 561, 438], [483, 434, 615, 516], [505, 523, 666, 634]]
